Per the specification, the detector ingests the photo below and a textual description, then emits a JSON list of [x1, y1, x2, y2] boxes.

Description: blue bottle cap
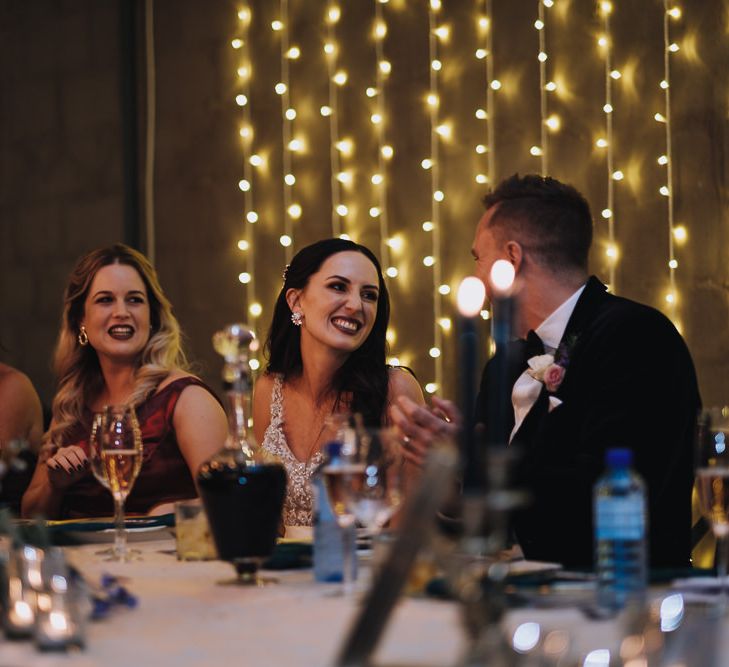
[[606, 448, 632, 468], [324, 441, 342, 459]]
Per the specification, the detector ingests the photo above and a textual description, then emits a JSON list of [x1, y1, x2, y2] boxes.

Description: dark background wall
[[1, 0, 728, 414]]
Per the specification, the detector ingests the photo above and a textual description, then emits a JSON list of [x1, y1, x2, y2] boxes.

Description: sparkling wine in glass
[[90, 405, 143, 561], [696, 406, 729, 609]]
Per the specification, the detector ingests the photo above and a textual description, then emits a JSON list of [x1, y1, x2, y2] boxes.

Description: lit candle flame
[[456, 277, 486, 317], [489, 260, 515, 295]]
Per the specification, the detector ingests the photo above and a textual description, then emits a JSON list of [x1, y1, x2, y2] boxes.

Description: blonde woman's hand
[[46, 445, 89, 491]]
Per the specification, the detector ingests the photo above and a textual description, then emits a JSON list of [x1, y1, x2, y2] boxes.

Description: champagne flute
[[696, 406, 729, 610], [90, 405, 143, 561], [349, 427, 405, 537]]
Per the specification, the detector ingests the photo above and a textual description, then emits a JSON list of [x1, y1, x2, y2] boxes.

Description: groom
[[393, 174, 701, 569]]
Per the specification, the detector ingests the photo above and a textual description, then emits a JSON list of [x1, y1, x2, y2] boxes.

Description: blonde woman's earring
[[291, 311, 304, 326], [78, 325, 89, 347]]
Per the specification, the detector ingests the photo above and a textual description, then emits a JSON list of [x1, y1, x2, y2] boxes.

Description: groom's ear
[[505, 240, 523, 273], [285, 288, 301, 311]]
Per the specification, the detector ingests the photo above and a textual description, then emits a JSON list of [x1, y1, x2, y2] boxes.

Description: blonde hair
[[45, 244, 188, 447]]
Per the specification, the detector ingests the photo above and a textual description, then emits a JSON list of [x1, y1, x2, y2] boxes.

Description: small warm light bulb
[[238, 179, 251, 192], [238, 8, 251, 22], [231, 38, 243, 49], [423, 255, 435, 267], [320, 105, 332, 117], [336, 171, 352, 185], [371, 173, 383, 185], [600, 1, 613, 13], [545, 114, 561, 131], [475, 48, 487, 59], [530, 146, 543, 156], [457, 276, 487, 317], [246, 211, 259, 223], [610, 69, 622, 79], [237, 66, 250, 79], [660, 185, 670, 196], [475, 108, 488, 119], [490, 260, 515, 294], [429, 347, 441, 358], [668, 42, 680, 52], [612, 170, 624, 180], [336, 139, 353, 155], [323, 42, 335, 55], [665, 292, 676, 304], [366, 87, 378, 99], [336, 204, 348, 216], [660, 80, 669, 89], [235, 94, 248, 106], [249, 302, 263, 317], [436, 123, 451, 139], [339, 233, 351, 240], [271, 20, 283, 31], [543, 0, 554, 6], [481, 309, 491, 320], [475, 174, 488, 184], [598, 36, 608, 47], [287, 46, 301, 59], [284, 173, 296, 186], [370, 113, 383, 125], [287, 204, 302, 219], [374, 21, 387, 39], [606, 245, 618, 259], [239, 272, 251, 284], [333, 71, 348, 85], [545, 81, 557, 91], [478, 16, 490, 30], [386, 267, 399, 278], [285, 108, 297, 120], [603, 103, 613, 113], [595, 138, 608, 148], [490, 80, 502, 90], [239, 125, 252, 139], [673, 225, 687, 242], [434, 25, 449, 40], [249, 359, 261, 371], [386, 328, 396, 344], [425, 383, 437, 395], [328, 6, 341, 23], [534, 19, 544, 30], [538, 51, 548, 62], [275, 82, 287, 95], [658, 155, 669, 165], [668, 7, 682, 19], [369, 207, 381, 218], [422, 221, 434, 232], [475, 144, 487, 154], [279, 235, 292, 247], [602, 208, 612, 219], [438, 284, 451, 295], [431, 59, 442, 71], [433, 190, 444, 202], [427, 93, 439, 107], [669, 259, 678, 269], [388, 356, 400, 366], [250, 154, 263, 166], [386, 236, 403, 251], [381, 145, 394, 159], [430, 0, 442, 10], [237, 239, 250, 251], [288, 139, 303, 152], [438, 317, 452, 331], [379, 60, 392, 74]]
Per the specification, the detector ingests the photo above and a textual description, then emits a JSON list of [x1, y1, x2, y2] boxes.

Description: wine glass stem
[[114, 497, 127, 560], [342, 519, 355, 596]]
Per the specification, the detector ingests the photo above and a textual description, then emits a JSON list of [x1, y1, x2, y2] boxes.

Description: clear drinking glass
[[89, 405, 143, 561], [695, 406, 729, 609]]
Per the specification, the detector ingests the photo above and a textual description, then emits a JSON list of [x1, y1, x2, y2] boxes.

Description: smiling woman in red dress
[[21, 244, 227, 519]]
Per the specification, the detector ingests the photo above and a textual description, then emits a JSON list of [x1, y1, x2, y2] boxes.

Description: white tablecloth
[[1, 537, 466, 667]]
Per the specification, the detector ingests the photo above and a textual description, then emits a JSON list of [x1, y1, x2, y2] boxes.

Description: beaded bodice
[[260, 375, 323, 527]]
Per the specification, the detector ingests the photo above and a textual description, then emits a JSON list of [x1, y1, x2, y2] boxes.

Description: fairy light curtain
[[229, 0, 691, 398]]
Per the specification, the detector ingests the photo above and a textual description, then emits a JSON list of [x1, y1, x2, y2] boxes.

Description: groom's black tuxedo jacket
[[474, 276, 701, 569]]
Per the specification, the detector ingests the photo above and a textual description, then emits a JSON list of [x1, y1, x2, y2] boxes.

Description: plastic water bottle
[[312, 442, 357, 583], [594, 448, 648, 610]]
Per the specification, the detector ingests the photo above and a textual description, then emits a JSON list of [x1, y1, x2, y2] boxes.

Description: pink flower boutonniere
[[526, 334, 578, 394]]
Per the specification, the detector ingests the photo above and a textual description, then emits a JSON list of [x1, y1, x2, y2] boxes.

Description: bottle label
[[595, 497, 645, 540]]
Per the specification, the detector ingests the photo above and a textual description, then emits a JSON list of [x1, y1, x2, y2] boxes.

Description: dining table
[[1, 530, 726, 666]]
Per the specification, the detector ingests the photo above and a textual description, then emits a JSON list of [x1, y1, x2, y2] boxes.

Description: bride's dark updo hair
[[264, 238, 390, 427]]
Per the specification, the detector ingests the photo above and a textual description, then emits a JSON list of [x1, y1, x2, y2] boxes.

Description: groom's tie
[[523, 329, 545, 366]]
